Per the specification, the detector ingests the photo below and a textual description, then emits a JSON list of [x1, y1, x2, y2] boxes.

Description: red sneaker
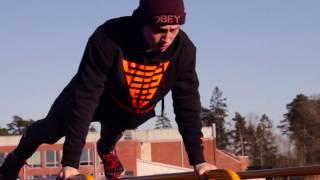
[[98, 149, 124, 179]]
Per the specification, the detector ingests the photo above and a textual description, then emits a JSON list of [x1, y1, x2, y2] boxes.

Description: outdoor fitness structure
[[73, 165, 320, 180]]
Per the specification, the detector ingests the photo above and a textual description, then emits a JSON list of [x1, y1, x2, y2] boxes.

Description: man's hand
[[194, 162, 217, 176], [57, 166, 80, 180]]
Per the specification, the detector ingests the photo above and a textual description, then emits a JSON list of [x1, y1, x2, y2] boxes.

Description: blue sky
[[0, 1, 319, 130]]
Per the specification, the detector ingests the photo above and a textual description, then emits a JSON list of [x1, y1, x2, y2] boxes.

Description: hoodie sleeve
[[172, 44, 205, 165], [60, 38, 112, 168]]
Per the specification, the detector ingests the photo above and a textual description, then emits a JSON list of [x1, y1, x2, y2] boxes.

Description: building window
[[46, 150, 59, 167], [125, 171, 134, 176], [27, 175, 43, 180], [44, 175, 57, 179], [80, 148, 93, 166], [98, 172, 105, 177], [0, 152, 5, 166], [27, 151, 41, 168]]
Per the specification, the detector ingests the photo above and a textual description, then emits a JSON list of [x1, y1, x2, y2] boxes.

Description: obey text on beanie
[[132, 0, 186, 25]]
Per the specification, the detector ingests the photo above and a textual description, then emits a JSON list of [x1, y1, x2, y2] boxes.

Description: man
[[0, 0, 216, 179]]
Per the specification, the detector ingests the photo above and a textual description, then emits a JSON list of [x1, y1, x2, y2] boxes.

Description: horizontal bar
[[121, 171, 196, 180], [238, 165, 320, 179], [121, 165, 320, 179]]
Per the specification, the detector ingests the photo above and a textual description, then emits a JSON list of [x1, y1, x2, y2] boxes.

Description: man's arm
[[172, 44, 216, 174], [60, 38, 112, 168]]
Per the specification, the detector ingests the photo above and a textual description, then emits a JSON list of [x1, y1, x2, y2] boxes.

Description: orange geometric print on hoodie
[[122, 59, 170, 110]]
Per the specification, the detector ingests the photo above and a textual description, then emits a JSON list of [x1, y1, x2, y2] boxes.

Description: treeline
[[0, 116, 34, 135], [200, 87, 320, 168], [0, 116, 97, 136], [278, 94, 320, 165]]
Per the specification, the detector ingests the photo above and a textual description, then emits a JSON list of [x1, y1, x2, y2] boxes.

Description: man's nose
[[161, 32, 171, 42]]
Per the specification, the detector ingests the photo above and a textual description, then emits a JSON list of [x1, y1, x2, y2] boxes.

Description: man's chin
[[160, 46, 169, 52], [148, 46, 168, 53]]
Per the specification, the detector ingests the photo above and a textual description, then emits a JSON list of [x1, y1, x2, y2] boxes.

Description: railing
[[238, 165, 320, 179], [120, 171, 198, 180]]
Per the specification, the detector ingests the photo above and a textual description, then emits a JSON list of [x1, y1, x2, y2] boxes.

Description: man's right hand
[[194, 162, 217, 176], [57, 166, 80, 180]]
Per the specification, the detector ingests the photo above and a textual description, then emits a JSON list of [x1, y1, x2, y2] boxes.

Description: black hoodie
[[47, 16, 204, 168]]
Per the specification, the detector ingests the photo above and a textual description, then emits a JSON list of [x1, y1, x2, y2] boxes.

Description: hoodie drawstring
[[161, 62, 165, 117]]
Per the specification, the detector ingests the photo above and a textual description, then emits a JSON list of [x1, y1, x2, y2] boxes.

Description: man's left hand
[[194, 162, 217, 175]]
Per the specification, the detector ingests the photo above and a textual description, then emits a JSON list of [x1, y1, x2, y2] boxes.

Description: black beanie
[[132, 0, 186, 25]]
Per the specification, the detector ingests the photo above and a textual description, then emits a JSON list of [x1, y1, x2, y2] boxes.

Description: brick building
[[0, 127, 249, 179]]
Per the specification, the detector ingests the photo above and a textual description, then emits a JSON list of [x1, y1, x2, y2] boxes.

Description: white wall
[[136, 159, 193, 176]]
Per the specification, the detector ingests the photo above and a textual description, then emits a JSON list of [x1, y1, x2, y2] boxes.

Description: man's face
[[143, 24, 181, 52]]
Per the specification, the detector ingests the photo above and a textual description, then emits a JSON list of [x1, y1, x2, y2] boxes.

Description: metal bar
[[121, 171, 196, 180], [121, 165, 320, 180], [238, 165, 320, 179], [121, 169, 240, 180]]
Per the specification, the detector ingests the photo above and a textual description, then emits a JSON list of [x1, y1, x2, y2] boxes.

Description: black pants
[[12, 117, 124, 163]]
